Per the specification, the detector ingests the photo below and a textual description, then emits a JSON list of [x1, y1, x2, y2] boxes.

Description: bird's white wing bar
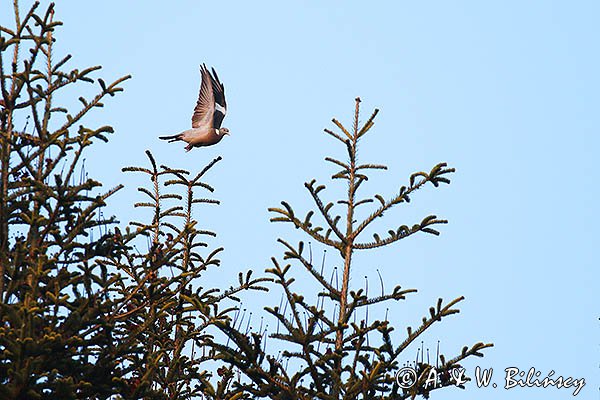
[[215, 103, 226, 115]]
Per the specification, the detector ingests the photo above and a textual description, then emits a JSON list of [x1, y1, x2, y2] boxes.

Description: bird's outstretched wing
[[192, 64, 215, 129], [210, 67, 227, 129]]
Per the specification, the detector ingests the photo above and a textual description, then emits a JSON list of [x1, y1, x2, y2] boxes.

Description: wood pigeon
[[160, 64, 229, 151]]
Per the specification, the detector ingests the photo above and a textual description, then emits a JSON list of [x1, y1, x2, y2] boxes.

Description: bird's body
[[161, 127, 226, 149], [160, 64, 229, 151]]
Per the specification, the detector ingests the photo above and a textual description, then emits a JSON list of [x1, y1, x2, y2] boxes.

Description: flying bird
[[160, 64, 229, 151]]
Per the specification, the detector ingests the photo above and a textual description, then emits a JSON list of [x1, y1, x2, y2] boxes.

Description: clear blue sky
[[4, 1, 598, 398]]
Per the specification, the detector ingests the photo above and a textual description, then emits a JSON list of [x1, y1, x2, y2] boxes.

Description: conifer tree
[[1, 3, 269, 399], [0, 2, 130, 398], [214, 98, 492, 399], [114, 150, 270, 399]]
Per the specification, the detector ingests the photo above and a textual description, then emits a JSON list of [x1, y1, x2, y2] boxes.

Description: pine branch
[[304, 179, 345, 242], [394, 297, 464, 359], [354, 216, 448, 250], [269, 201, 343, 249], [353, 163, 455, 240], [277, 238, 340, 299]]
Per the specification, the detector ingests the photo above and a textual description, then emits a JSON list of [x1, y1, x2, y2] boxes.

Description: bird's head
[[220, 127, 230, 136]]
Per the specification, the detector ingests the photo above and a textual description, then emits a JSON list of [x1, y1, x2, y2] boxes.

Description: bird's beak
[[225, 131, 231, 136]]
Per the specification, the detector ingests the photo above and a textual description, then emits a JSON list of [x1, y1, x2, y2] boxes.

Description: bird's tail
[[159, 133, 182, 143]]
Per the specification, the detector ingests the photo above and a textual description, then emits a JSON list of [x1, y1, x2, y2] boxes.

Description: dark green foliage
[[115, 151, 270, 399], [1, 3, 269, 399], [214, 98, 492, 399], [0, 2, 129, 398]]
